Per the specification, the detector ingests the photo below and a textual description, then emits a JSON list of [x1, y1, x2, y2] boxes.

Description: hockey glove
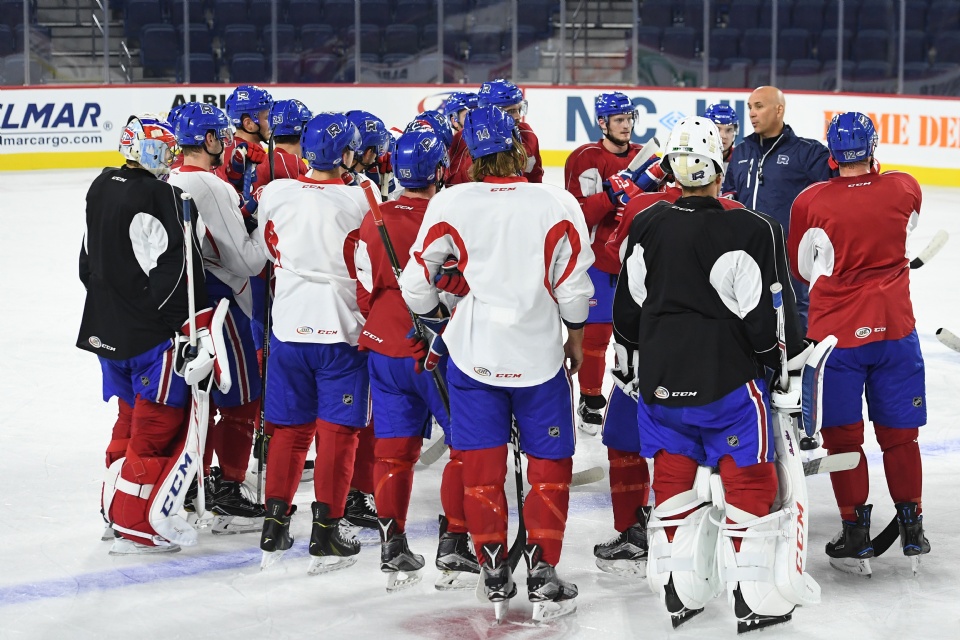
[[604, 173, 642, 207], [227, 141, 267, 187], [611, 343, 640, 400], [341, 171, 358, 186], [620, 155, 667, 193], [434, 256, 469, 297], [175, 305, 231, 392], [239, 163, 259, 230], [411, 305, 450, 374]]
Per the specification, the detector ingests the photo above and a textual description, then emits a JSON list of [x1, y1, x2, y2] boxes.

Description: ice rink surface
[[1, 166, 958, 640]]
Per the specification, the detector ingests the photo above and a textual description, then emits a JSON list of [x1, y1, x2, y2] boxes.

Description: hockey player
[[788, 112, 931, 575], [345, 109, 399, 201], [79, 114, 210, 553], [443, 92, 478, 190], [255, 113, 372, 574], [563, 91, 663, 437], [446, 79, 543, 185], [400, 105, 594, 622], [354, 128, 480, 592], [704, 102, 739, 172], [169, 103, 267, 533], [613, 116, 809, 631], [215, 84, 272, 194]]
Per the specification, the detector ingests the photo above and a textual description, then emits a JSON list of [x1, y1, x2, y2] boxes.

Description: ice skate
[[344, 488, 378, 528], [475, 543, 516, 624], [307, 501, 360, 575], [663, 576, 704, 628], [101, 523, 118, 541], [594, 506, 650, 578], [209, 478, 266, 535], [826, 504, 875, 577], [895, 501, 931, 575], [576, 395, 604, 436], [435, 515, 480, 591], [109, 537, 181, 555], [259, 499, 295, 570], [525, 544, 578, 622], [733, 585, 793, 634], [379, 518, 424, 593]]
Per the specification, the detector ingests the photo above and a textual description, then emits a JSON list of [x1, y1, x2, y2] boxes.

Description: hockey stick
[[627, 136, 661, 172], [182, 192, 207, 517], [254, 136, 275, 503], [360, 181, 451, 417], [802, 451, 859, 476], [506, 418, 527, 571], [871, 516, 902, 556], [571, 465, 605, 487], [909, 230, 948, 269], [935, 327, 960, 353]]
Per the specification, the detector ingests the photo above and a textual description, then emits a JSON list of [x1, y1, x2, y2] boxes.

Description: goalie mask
[[663, 116, 725, 188], [119, 114, 178, 179]]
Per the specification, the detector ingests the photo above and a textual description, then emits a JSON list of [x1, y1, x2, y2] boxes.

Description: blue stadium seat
[[817, 28, 853, 61], [170, 0, 206, 26], [708, 28, 740, 60], [346, 23, 381, 55], [748, 58, 787, 87], [904, 29, 928, 63], [212, 0, 253, 36], [927, 1, 960, 35], [230, 52, 268, 82], [853, 29, 890, 61], [662, 26, 697, 58], [123, 0, 163, 42], [858, 0, 896, 30], [934, 30, 960, 62], [273, 52, 301, 82], [178, 53, 217, 82], [3, 53, 42, 85], [779, 28, 811, 60], [287, 0, 323, 25], [791, 0, 826, 32], [249, 0, 282, 24], [683, 0, 714, 30], [222, 23, 260, 59], [641, 0, 676, 28], [262, 23, 296, 54], [361, 0, 393, 28], [384, 23, 419, 56], [0, 0, 29, 29], [301, 52, 339, 82], [396, 0, 436, 27], [727, 0, 762, 30], [322, 0, 356, 31], [0, 24, 15, 56], [902, 60, 931, 79], [467, 25, 503, 58], [517, 0, 553, 35], [300, 23, 336, 53], [787, 58, 822, 74], [759, 0, 794, 30], [178, 24, 213, 56], [421, 22, 437, 48], [140, 24, 179, 76], [635, 25, 662, 51], [383, 52, 415, 66], [854, 59, 893, 79], [821, 59, 856, 84], [740, 27, 772, 62], [901, 0, 929, 31]]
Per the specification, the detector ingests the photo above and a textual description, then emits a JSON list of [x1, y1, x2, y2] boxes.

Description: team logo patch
[[855, 327, 872, 339], [727, 435, 740, 447], [588, 298, 598, 307], [654, 386, 669, 400], [296, 326, 314, 334], [913, 397, 923, 407], [777, 154, 790, 165], [141, 376, 150, 387], [342, 394, 354, 405], [692, 170, 705, 181], [474, 367, 492, 377], [548, 426, 560, 438], [88, 336, 102, 348]]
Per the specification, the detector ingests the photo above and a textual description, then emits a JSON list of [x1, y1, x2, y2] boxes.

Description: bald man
[[722, 86, 833, 329]]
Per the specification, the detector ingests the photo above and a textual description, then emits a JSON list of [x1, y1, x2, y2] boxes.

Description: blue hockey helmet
[[225, 84, 274, 127], [443, 91, 479, 118], [595, 92, 637, 122], [478, 78, 524, 109], [393, 129, 449, 189], [405, 110, 453, 149], [174, 102, 234, 147], [827, 112, 878, 164], [301, 112, 362, 171], [119, 114, 178, 178], [462, 105, 517, 160], [345, 110, 392, 156], [270, 99, 313, 137], [704, 103, 739, 129], [166, 103, 187, 131]]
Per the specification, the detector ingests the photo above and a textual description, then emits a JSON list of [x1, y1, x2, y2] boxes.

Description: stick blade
[[936, 327, 960, 353], [571, 466, 605, 487], [910, 229, 948, 269]]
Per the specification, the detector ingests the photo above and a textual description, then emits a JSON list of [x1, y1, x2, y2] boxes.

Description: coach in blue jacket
[[722, 86, 832, 329]]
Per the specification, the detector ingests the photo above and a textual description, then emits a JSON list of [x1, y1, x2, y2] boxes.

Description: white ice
[[1, 166, 958, 639]]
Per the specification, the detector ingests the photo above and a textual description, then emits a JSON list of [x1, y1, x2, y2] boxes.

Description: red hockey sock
[[876, 425, 923, 512], [105, 398, 134, 467], [129, 397, 188, 458], [264, 423, 314, 507], [214, 401, 258, 482], [822, 421, 868, 521], [524, 456, 573, 566], [580, 323, 613, 396], [373, 436, 421, 531], [462, 446, 508, 563], [351, 423, 376, 494], [314, 419, 359, 518], [441, 447, 468, 533], [652, 450, 699, 541], [608, 448, 650, 532], [718, 457, 778, 551]]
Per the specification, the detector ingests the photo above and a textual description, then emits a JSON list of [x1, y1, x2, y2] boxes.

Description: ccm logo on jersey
[[654, 385, 697, 399], [362, 330, 383, 343], [495, 373, 522, 379], [88, 336, 116, 351], [847, 182, 873, 188], [855, 326, 886, 339], [490, 187, 516, 192]]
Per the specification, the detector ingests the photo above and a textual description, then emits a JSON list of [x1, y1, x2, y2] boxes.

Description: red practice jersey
[[446, 122, 544, 186], [788, 171, 922, 347], [251, 147, 307, 198], [354, 195, 430, 358], [602, 184, 683, 267], [563, 140, 642, 274]]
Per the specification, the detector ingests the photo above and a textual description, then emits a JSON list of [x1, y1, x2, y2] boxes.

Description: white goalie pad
[[101, 458, 124, 527], [646, 467, 723, 610]]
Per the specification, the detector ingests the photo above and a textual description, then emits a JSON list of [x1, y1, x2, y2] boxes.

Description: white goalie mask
[[663, 116, 725, 188], [119, 113, 179, 179]]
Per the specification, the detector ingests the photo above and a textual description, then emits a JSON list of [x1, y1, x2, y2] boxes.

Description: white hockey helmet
[[663, 116, 724, 188], [119, 113, 178, 178]]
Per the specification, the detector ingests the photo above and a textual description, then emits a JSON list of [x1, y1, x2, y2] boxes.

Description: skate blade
[[911, 555, 922, 575], [101, 525, 117, 541], [386, 569, 423, 593], [300, 469, 314, 483], [307, 555, 357, 576], [493, 599, 510, 625], [829, 556, 872, 577], [595, 557, 647, 578], [670, 606, 704, 629], [109, 538, 181, 556], [211, 515, 264, 535], [339, 523, 379, 546], [184, 512, 214, 530], [436, 570, 480, 591], [576, 422, 599, 437], [531, 600, 577, 622], [737, 611, 793, 634], [260, 549, 286, 570]]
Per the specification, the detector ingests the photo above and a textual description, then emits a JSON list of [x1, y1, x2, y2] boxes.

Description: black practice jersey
[[612, 195, 804, 407], [77, 165, 208, 360]]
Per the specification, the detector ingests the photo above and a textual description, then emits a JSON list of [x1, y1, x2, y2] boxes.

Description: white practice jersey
[[256, 175, 370, 345], [168, 167, 265, 317], [400, 178, 595, 387]]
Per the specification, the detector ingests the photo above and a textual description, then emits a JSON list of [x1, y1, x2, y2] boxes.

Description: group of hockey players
[[77, 78, 930, 631]]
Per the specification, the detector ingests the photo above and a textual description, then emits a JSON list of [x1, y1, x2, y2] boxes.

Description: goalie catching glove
[[174, 300, 233, 393]]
